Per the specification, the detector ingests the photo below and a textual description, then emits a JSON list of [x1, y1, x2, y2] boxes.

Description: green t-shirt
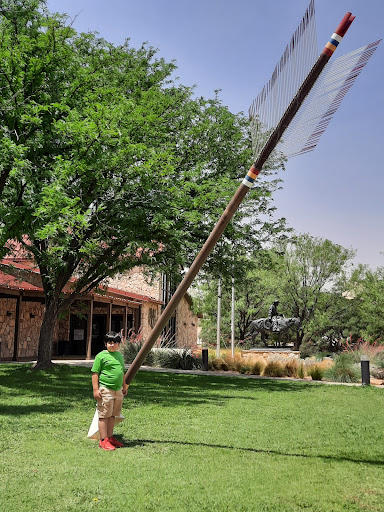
[[91, 350, 125, 391]]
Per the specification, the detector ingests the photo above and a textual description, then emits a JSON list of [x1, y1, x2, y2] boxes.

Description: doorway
[[69, 314, 87, 355], [91, 315, 107, 356]]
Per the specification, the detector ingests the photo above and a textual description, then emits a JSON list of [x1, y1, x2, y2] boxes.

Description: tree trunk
[[33, 299, 58, 369], [293, 331, 304, 351]]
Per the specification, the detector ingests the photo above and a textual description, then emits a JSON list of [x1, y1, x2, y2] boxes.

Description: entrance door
[[69, 314, 87, 355], [91, 315, 107, 356], [111, 315, 123, 334]]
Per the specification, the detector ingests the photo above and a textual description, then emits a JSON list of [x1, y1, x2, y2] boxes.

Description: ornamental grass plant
[[341, 336, 384, 367], [262, 360, 287, 378], [324, 352, 360, 383], [122, 329, 201, 370], [307, 363, 325, 381]]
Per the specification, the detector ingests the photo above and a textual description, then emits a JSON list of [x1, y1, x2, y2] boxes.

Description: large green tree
[[196, 236, 356, 350], [193, 252, 282, 344], [345, 265, 384, 340], [0, 0, 286, 367], [276, 234, 355, 349]]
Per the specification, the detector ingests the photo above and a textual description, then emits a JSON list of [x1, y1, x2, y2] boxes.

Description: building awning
[[0, 261, 163, 306]]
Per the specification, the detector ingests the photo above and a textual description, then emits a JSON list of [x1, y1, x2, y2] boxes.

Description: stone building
[[0, 253, 199, 361]]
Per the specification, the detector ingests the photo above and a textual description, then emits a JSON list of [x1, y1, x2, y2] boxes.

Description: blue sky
[[47, 0, 384, 269]]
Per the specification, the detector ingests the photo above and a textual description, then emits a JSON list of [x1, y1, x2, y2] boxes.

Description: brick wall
[[176, 296, 199, 347], [18, 301, 45, 359], [0, 298, 17, 359], [108, 266, 160, 299], [0, 298, 45, 359]]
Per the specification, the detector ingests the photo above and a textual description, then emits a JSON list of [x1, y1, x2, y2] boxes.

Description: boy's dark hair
[[104, 331, 121, 344]]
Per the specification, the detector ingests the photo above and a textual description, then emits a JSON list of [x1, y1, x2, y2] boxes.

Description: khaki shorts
[[97, 386, 123, 418]]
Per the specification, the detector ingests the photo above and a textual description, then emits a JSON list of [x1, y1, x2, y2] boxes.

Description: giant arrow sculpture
[[125, 0, 381, 386]]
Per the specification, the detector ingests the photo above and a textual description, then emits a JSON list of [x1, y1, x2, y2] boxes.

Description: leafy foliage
[[193, 251, 287, 344], [196, 236, 355, 349], [345, 265, 384, 339], [272, 234, 355, 348], [0, 1, 286, 366]]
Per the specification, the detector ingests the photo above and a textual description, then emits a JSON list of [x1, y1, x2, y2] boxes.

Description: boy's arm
[[92, 372, 101, 400]]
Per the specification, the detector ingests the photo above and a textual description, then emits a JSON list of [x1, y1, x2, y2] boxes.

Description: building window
[[148, 307, 156, 328]]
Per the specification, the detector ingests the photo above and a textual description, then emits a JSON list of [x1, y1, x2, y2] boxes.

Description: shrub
[[297, 362, 306, 379], [219, 356, 236, 372], [151, 348, 201, 370], [209, 354, 265, 375], [324, 353, 360, 383], [210, 357, 230, 371], [284, 359, 299, 378], [299, 340, 320, 359], [179, 350, 200, 370], [374, 352, 384, 370], [249, 359, 266, 375], [263, 360, 286, 378], [238, 362, 252, 374], [371, 367, 384, 380], [152, 348, 181, 368], [122, 335, 201, 370], [121, 335, 154, 367], [341, 337, 384, 366], [308, 364, 324, 381], [233, 356, 247, 373]]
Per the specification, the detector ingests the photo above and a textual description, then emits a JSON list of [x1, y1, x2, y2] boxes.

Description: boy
[[91, 331, 128, 450]]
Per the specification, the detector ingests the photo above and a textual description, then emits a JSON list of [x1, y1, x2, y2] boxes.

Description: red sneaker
[[109, 436, 124, 448], [99, 438, 115, 451]]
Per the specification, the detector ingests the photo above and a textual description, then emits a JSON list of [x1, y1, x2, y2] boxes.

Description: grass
[[1, 364, 384, 512]]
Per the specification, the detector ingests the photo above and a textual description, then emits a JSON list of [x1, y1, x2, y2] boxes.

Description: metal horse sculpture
[[247, 317, 301, 347]]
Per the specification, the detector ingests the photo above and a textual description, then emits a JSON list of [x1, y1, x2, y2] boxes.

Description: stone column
[[123, 305, 127, 337], [13, 293, 23, 361], [86, 299, 93, 360], [107, 302, 112, 332]]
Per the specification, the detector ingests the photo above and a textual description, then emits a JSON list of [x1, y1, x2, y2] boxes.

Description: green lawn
[[0, 364, 383, 512]]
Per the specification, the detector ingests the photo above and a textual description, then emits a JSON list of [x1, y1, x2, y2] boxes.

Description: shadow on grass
[[0, 364, 92, 416], [0, 364, 322, 417], [124, 437, 384, 467], [0, 404, 68, 415]]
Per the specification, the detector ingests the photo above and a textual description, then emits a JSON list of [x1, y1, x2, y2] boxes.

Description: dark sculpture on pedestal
[[246, 301, 301, 347], [268, 300, 280, 332]]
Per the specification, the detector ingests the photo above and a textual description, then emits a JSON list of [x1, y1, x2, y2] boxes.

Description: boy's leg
[[99, 417, 109, 440], [108, 390, 124, 447], [107, 416, 115, 438], [97, 387, 114, 441]]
